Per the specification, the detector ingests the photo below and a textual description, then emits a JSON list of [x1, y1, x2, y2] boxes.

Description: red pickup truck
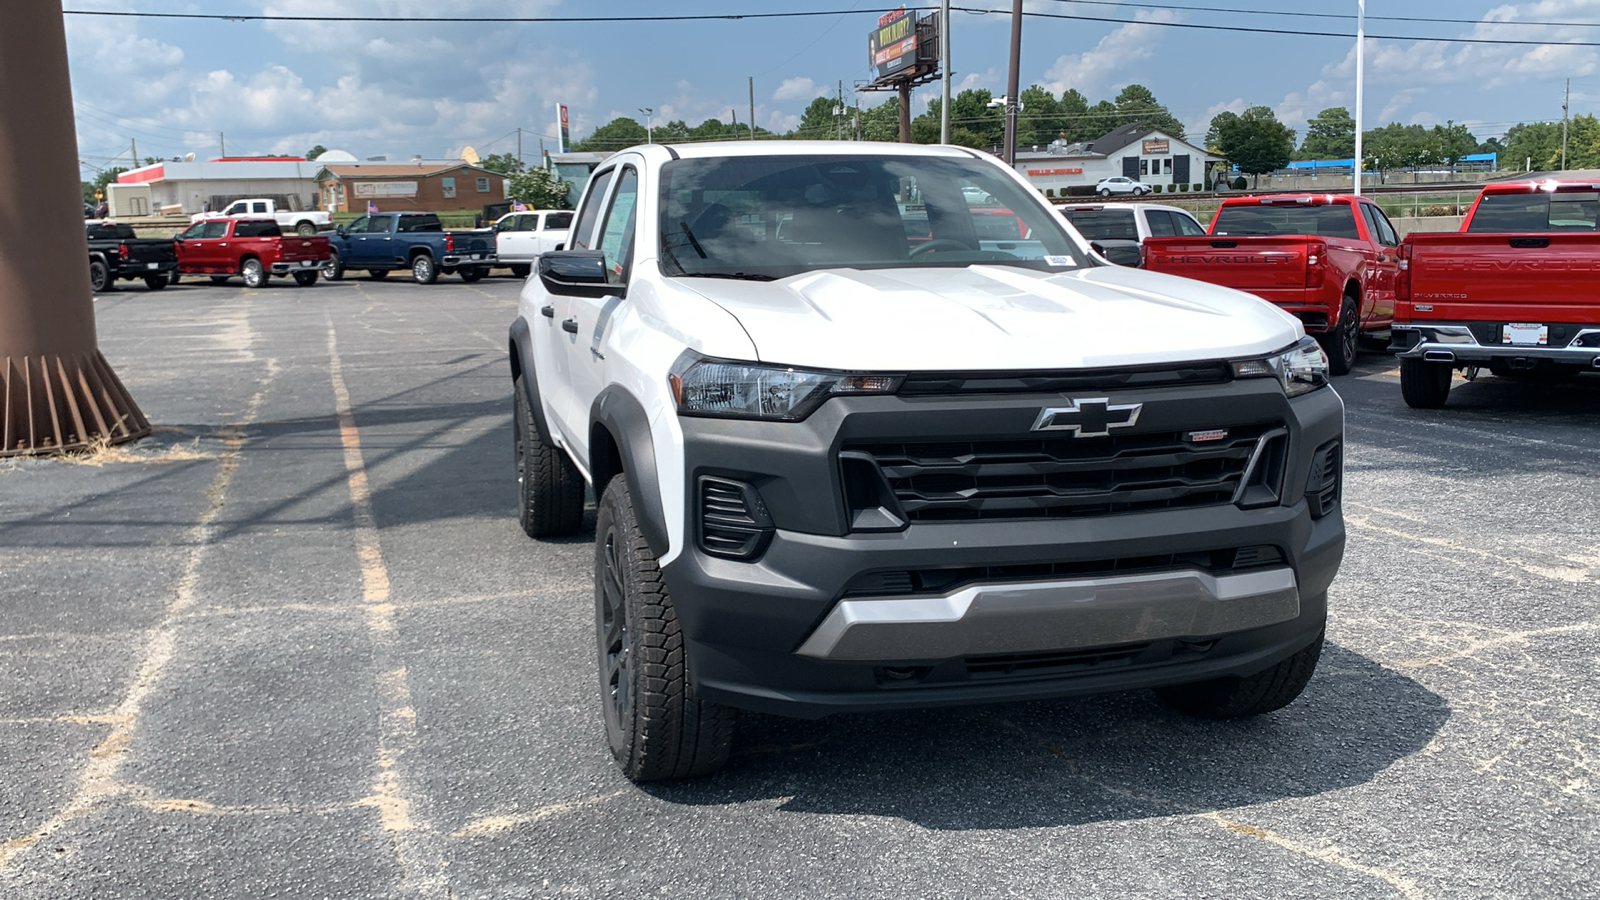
[[1390, 180, 1600, 407], [172, 218, 332, 288], [1143, 194, 1403, 375]]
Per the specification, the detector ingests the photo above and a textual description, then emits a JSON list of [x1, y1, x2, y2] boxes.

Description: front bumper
[[271, 258, 330, 274], [660, 381, 1345, 718], [1391, 322, 1600, 368]]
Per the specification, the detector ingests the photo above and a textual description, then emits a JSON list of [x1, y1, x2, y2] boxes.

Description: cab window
[[201, 221, 230, 239], [569, 168, 616, 251], [178, 222, 207, 239], [597, 167, 639, 284]]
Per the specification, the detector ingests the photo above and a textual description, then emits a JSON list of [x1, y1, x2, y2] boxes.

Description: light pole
[[1353, 0, 1365, 196], [639, 107, 654, 144]]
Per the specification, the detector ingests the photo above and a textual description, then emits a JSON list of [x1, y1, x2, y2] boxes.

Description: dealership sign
[[353, 181, 418, 198], [1027, 168, 1085, 176], [1142, 139, 1170, 155]]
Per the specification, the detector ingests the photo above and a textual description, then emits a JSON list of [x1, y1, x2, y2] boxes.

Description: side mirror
[[538, 250, 620, 299], [335, 225, 347, 235], [1091, 239, 1144, 268]]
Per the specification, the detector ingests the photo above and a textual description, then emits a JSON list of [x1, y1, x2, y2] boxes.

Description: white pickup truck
[[491, 209, 573, 277], [192, 198, 331, 235], [510, 141, 1345, 781]]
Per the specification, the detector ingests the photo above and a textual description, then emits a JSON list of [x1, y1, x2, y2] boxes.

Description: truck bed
[[1401, 231, 1600, 324]]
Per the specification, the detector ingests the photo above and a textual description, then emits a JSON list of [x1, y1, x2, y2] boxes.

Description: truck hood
[[678, 264, 1304, 370]]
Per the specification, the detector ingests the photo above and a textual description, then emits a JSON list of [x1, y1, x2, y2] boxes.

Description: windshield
[[1062, 208, 1138, 241], [658, 154, 1087, 279], [1468, 191, 1600, 232], [1211, 204, 1360, 238]]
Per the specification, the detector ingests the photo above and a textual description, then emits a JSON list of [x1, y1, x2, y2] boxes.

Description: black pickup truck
[[86, 222, 178, 292], [322, 212, 497, 284]]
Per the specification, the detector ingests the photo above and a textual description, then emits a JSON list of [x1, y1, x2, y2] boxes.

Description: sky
[[65, 0, 1600, 178]]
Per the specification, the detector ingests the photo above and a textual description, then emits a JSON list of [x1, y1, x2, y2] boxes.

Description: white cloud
[[1040, 11, 1177, 99], [772, 77, 825, 102]]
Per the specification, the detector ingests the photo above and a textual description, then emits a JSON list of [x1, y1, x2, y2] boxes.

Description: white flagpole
[[1354, 0, 1365, 196]]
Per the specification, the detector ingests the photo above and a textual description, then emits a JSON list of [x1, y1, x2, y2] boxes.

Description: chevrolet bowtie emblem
[[1030, 398, 1143, 437]]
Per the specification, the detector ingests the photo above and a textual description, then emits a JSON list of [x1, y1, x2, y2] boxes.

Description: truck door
[[1360, 202, 1400, 326], [497, 214, 534, 260], [541, 211, 574, 253], [193, 220, 231, 271], [353, 214, 394, 265], [563, 164, 638, 467], [540, 167, 616, 452]]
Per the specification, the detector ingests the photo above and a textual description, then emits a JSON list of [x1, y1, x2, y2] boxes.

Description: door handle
[[540, 305, 555, 318], [562, 318, 580, 334]]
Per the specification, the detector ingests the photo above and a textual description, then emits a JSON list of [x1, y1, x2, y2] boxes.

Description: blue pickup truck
[[322, 212, 498, 284]]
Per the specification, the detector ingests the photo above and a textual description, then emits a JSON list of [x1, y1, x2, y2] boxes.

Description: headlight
[[669, 357, 901, 420], [1231, 336, 1330, 397]]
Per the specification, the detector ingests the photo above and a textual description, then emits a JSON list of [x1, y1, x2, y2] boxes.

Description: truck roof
[[1479, 179, 1600, 195], [605, 140, 980, 163], [1218, 193, 1360, 207]]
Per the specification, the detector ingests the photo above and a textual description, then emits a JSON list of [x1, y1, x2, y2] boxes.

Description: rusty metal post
[[0, 0, 149, 456]]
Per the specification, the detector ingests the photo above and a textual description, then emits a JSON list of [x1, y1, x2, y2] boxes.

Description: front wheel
[[595, 475, 736, 781], [1318, 293, 1360, 376], [89, 259, 111, 292], [1400, 358, 1453, 408], [510, 264, 532, 279], [292, 270, 319, 287], [169, 270, 182, 285], [1155, 632, 1323, 718], [1099, 188, 1112, 197], [241, 258, 268, 289], [144, 275, 169, 290], [322, 252, 344, 281], [411, 254, 438, 284], [460, 266, 486, 283]]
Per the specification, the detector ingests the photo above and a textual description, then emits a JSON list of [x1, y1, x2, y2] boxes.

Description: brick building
[[315, 162, 508, 213]]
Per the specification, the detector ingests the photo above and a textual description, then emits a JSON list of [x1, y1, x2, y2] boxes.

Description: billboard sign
[[1141, 139, 1171, 155], [558, 104, 571, 153], [353, 181, 418, 198], [869, 7, 917, 82]]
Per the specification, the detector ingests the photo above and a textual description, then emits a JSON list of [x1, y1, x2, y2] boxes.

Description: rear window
[[1062, 208, 1138, 241], [398, 215, 442, 233], [544, 212, 574, 230], [1467, 191, 1600, 232], [1211, 204, 1360, 238], [86, 223, 135, 240], [233, 220, 282, 238]]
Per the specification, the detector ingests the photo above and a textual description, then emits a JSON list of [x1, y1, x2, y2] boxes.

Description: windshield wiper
[[679, 222, 707, 259], [686, 271, 776, 282]]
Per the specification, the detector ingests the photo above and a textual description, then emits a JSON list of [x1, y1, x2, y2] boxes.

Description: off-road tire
[[1155, 632, 1324, 719], [1400, 357, 1453, 408], [89, 259, 111, 292], [460, 266, 486, 283], [513, 376, 584, 538], [292, 270, 319, 287], [295, 221, 317, 236], [241, 257, 268, 289], [1319, 293, 1360, 376], [323, 252, 344, 281], [144, 275, 168, 290], [511, 264, 532, 278], [411, 254, 438, 285], [595, 475, 736, 781]]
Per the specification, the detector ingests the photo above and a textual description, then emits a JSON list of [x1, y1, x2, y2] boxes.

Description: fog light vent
[[698, 476, 774, 560], [1305, 439, 1341, 519]]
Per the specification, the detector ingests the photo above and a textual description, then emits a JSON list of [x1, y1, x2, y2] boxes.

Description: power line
[[1037, 0, 1600, 29]]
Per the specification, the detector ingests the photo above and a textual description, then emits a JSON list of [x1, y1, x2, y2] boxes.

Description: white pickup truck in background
[[192, 198, 331, 235], [492, 209, 573, 277]]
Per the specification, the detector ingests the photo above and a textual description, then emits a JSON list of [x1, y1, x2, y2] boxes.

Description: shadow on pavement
[[645, 642, 1448, 831]]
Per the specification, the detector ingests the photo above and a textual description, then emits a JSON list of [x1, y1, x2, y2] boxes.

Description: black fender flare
[[590, 386, 669, 557], [508, 316, 555, 444]]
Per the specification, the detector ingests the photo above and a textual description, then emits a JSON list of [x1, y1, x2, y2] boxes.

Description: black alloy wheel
[[460, 267, 486, 283], [597, 525, 631, 755], [144, 275, 168, 290], [89, 259, 111, 292]]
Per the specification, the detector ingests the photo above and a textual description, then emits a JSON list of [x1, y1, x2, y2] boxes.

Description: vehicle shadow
[[644, 642, 1447, 831]]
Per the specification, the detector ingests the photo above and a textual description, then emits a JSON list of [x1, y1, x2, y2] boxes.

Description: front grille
[[841, 545, 1284, 598], [966, 644, 1149, 679], [851, 426, 1272, 522], [897, 363, 1229, 396]]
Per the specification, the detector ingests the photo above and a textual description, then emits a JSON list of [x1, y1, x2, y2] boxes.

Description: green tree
[[1018, 84, 1061, 147], [860, 96, 901, 142], [1431, 120, 1478, 167], [1207, 106, 1295, 187], [91, 166, 127, 201], [1085, 100, 1119, 140], [689, 117, 738, 141], [1502, 121, 1563, 171], [305, 145, 327, 161], [793, 95, 846, 139], [479, 152, 525, 175], [507, 167, 571, 209], [1056, 89, 1093, 142], [654, 119, 693, 143], [1362, 122, 1438, 174], [572, 117, 649, 152], [1298, 107, 1355, 160], [1113, 84, 1185, 138]]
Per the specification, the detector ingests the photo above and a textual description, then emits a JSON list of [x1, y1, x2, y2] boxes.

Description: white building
[[115, 157, 324, 217], [1014, 124, 1220, 195]]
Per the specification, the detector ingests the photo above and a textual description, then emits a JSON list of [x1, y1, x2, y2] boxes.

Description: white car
[[492, 209, 574, 277], [1058, 202, 1208, 266], [510, 140, 1342, 781], [1094, 176, 1151, 197]]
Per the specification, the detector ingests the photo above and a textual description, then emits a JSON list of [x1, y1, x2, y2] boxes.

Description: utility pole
[[731, 107, 738, 139], [748, 76, 756, 140], [1354, 0, 1365, 196], [940, 0, 952, 144], [516, 127, 523, 172], [1002, 0, 1022, 164], [130, 137, 137, 168], [838, 81, 845, 141], [219, 131, 226, 157], [1562, 78, 1570, 171]]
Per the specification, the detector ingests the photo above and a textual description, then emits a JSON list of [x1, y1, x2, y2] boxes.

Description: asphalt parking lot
[[1, 273, 1596, 899]]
